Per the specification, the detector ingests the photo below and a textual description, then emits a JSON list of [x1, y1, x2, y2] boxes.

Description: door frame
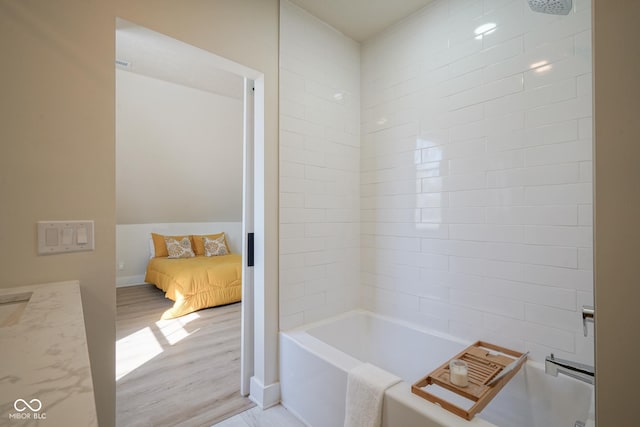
[[240, 78, 255, 396]]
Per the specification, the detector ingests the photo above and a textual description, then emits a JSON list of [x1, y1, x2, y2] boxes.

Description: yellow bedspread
[[145, 254, 242, 319]]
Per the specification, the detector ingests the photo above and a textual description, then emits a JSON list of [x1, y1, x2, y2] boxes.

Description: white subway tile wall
[[361, 0, 593, 364], [279, 0, 361, 330], [278, 0, 593, 364]]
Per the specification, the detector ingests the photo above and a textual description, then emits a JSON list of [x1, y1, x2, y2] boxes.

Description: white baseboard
[[249, 376, 280, 409], [116, 275, 146, 288]]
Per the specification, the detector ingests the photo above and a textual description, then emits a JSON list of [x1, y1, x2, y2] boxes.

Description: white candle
[[449, 359, 469, 387]]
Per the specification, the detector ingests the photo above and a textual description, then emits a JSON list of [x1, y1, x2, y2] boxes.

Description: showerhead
[[527, 0, 572, 15]]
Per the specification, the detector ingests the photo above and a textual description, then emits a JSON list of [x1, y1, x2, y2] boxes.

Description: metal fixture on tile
[[527, 0, 572, 15], [582, 305, 594, 337], [545, 305, 594, 384], [545, 354, 594, 384]]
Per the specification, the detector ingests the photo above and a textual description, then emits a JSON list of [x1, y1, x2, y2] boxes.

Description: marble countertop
[[0, 281, 97, 427]]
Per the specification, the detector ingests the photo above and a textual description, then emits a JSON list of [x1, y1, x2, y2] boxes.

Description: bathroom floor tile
[[213, 405, 306, 427]]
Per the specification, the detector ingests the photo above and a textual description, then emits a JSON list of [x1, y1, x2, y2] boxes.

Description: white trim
[[241, 77, 255, 397], [115, 275, 146, 287], [250, 75, 279, 401], [249, 376, 281, 409]]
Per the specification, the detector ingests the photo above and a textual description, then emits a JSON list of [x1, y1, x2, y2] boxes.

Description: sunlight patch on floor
[[116, 312, 201, 381], [155, 312, 201, 345], [116, 327, 163, 381]]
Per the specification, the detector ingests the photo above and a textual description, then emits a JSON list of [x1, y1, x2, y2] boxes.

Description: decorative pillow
[[148, 238, 155, 259], [192, 233, 230, 256], [203, 235, 229, 256], [151, 233, 193, 258], [165, 236, 195, 259]]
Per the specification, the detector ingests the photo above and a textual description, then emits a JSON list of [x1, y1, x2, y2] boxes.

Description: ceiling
[[115, 2, 435, 96], [288, 0, 435, 42], [115, 19, 244, 99]]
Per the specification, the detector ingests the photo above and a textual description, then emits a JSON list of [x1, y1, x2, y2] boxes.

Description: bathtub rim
[[285, 309, 472, 347], [279, 309, 594, 427], [280, 308, 558, 375]]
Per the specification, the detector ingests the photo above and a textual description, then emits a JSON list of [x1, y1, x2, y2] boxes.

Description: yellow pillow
[[151, 233, 194, 258], [192, 233, 230, 256], [165, 236, 195, 259]]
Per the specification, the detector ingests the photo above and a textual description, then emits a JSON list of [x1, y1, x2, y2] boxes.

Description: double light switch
[[37, 221, 95, 255]]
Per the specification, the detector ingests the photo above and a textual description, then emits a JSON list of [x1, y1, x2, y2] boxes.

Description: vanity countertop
[[0, 281, 97, 426]]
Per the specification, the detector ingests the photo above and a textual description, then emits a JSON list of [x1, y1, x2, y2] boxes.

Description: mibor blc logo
[[9, 399, 46, 420]]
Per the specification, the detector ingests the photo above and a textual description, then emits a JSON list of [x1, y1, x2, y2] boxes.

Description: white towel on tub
[[344, 363, 401, 427]]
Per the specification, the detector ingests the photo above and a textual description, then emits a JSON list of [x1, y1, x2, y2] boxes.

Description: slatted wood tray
[[411, 341, 527, 420]]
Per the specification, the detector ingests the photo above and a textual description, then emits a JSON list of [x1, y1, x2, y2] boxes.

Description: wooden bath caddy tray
[[411, 341, 527, 420]]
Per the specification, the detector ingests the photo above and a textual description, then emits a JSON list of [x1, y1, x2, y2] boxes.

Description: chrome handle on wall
[[582, 305, 594, 337]]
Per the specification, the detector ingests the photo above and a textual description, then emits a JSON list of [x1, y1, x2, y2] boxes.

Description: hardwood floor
[[116, 284, 254, 427]]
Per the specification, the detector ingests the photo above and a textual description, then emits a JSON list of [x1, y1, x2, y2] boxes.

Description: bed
[[144, 233, 242, 319]]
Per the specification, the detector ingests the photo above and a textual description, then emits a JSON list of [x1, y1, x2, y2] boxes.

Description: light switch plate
[[37, 221, 95, 255], [45, 228, 59, 247]]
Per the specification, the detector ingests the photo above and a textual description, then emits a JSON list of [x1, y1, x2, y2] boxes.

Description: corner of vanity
[[0, 280, 97, 426]]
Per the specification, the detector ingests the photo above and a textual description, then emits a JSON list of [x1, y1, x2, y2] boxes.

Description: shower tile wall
[[361, 0, 593, 363], [279, 0, 361, 330]]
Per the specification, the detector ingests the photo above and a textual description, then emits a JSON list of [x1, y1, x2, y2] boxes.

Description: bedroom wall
[[116, 69, 243, 225], [116, 68, 244, 286], [360, 0, 593, 364], [279, 0, 361, 330], [116, 221, 242, 286]]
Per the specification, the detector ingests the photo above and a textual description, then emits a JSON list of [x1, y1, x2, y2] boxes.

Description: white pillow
[[165, 236, 195, 259], [203, 235, 229, 256]]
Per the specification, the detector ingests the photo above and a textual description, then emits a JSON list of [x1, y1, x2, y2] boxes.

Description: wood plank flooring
[[116, 284, 254, 427]]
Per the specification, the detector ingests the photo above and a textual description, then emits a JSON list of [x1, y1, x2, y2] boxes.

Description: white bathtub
[[280, 310, 594, 427]]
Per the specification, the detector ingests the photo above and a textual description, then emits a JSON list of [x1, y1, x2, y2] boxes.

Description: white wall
[[116, 69, 243, 224], [361, 0, 593, 364], [116, 221, 242, 286], [279, 0, 361, 330]]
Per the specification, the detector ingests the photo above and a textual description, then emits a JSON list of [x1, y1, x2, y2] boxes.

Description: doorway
[[114, 18, 264, 425]]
